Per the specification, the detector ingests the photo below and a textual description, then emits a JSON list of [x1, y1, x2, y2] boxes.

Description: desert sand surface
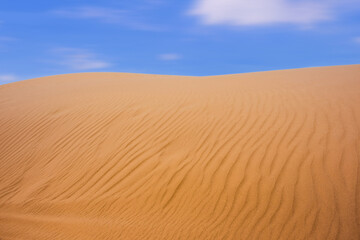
[[0, 65, 360, 239]]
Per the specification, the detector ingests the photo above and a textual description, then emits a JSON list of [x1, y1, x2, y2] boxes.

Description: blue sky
[[0, 0, 360, 84]]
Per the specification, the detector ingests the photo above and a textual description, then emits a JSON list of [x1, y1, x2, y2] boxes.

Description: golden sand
[[0, 65, 359, 239]]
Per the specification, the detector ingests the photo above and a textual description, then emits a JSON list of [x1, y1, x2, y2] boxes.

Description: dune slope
[[0, 65, 360, 239]]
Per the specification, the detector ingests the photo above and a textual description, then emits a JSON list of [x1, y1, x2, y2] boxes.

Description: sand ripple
[[0, 65, 359, 239]]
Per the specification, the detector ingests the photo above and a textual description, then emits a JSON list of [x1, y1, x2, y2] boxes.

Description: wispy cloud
[[0, 74, 18, 83], [0, 36, 18, 42], [51, 48, 111, 71], [354, 37, 360, 44], [158, 53, 182, 61], [52, 6, 163, 31], [0, 36, 17, 50], [53, 7, 127, 23], [188, 0, 355, 27]]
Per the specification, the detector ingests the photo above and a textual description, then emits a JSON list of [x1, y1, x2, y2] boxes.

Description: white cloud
[[0, 74, 18, 82], [188, 0, 354, 26], [158, 53, 182, 61], [0, 36, 17, 42], [0, 36, 17, 51], [51, 48, 111, 71], [52, 6, 162, 31], [53, 7, 126, 23]]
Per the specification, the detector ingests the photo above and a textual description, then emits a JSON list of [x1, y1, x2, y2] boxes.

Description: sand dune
[[0, 65, 359, 239]]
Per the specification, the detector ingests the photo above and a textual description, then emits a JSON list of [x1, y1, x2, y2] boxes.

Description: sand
[[0, 65, 359, 239]]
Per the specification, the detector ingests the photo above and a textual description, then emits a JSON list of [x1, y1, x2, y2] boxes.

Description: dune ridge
[[0, 65, 360, 239]]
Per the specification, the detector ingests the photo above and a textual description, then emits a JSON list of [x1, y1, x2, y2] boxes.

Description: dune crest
[[0, 65, 360, 239]]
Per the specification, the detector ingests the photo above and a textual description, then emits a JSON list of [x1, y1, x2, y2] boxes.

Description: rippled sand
[[0, 65, 359, 239]]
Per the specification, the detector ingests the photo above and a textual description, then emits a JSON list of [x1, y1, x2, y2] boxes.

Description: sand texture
[[0, 65, 360, 239]]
